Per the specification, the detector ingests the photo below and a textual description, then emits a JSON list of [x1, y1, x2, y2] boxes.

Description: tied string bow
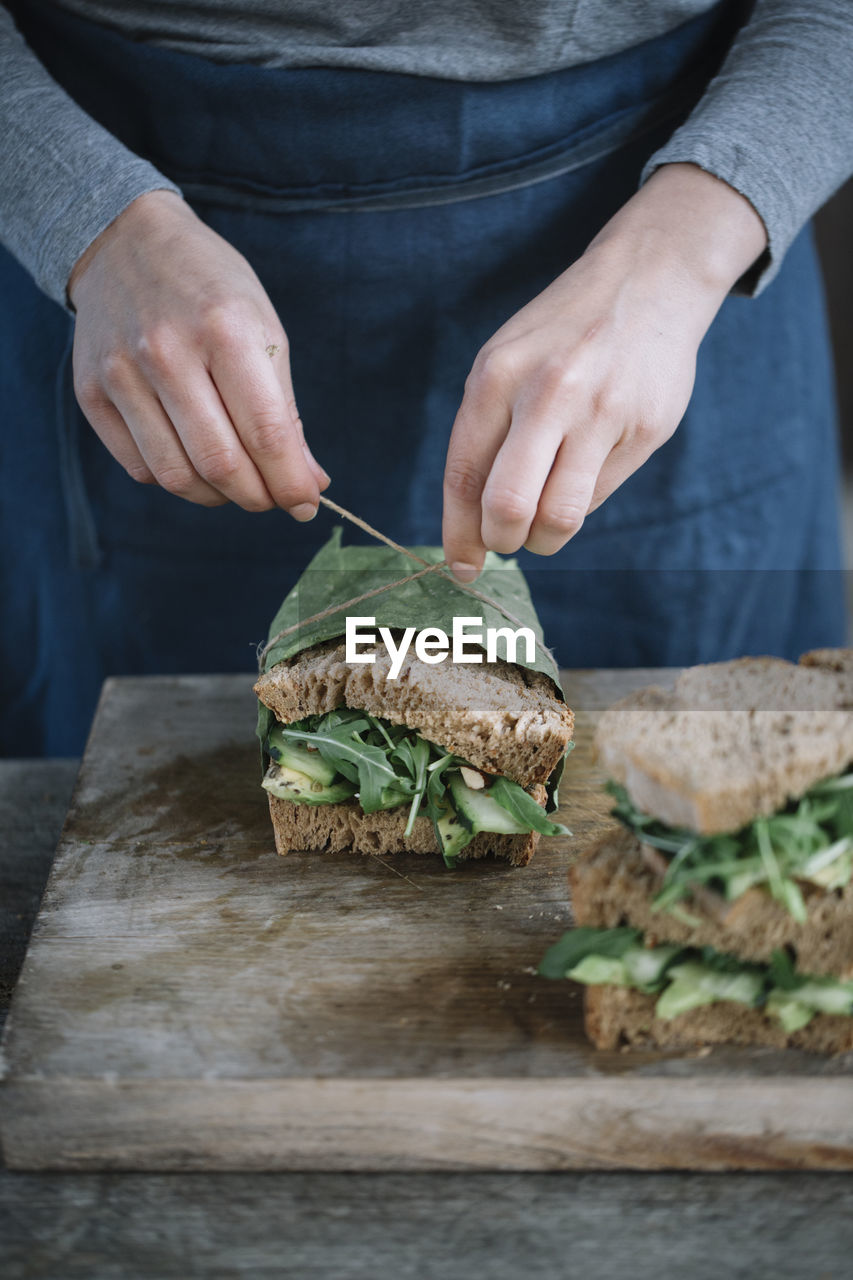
[[256, 495, 555, 671]]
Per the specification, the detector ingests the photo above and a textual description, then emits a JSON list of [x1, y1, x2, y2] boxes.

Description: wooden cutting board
[[2, 671, 852, 1171]]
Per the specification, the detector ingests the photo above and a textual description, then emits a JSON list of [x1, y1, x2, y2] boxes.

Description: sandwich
[[254, 530, 574, 866], [540, 650, 853, 1052]]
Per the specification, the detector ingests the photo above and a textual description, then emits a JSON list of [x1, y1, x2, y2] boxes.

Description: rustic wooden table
[[2, 740, 852, 1276]]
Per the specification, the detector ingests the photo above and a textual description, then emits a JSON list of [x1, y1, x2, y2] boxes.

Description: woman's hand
[[68, 190, 329, 517], [442, 163, 767, 579]]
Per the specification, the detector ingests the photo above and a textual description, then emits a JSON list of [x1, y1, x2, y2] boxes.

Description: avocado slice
[[267, 726, 338, 786], [262, 763, 357, 805]]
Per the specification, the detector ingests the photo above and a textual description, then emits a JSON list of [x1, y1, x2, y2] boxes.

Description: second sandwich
[[542, 650, 853, 1052]]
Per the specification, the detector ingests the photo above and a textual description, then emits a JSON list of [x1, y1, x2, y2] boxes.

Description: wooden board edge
[[3, 1077, 852, 1172]]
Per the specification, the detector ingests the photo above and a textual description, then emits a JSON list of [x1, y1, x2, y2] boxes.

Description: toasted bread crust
[[570, 827, 853, 980], [594, 654, 853, 835], [800, 648, 853, 675], [584, 984, 853, 1054], [267, 782, 548, 866], [255, 638, 573, 788]]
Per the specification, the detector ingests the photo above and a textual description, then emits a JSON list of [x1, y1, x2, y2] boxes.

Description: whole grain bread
[[594, 654, 853, 835], [267, 783, 547, 866], [255, 637, 573, 787], [800, 648, 853, 675], [570, 827, 853, 980], [584, 983, 853, 1054]]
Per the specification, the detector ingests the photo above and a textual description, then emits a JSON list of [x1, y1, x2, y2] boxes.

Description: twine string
[[315, 496, 436, 570], [257, 494, 555, 671]]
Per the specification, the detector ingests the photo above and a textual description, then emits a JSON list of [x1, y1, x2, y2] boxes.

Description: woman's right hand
[[68, 189, 329, 517]]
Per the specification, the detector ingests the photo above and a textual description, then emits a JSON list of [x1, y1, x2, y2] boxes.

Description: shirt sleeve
[[0, 5, 182, 308], [641, 0, 853, 295]]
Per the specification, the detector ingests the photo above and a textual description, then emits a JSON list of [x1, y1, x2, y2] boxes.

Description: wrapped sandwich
[[254, 529, 574, 866], [541, 650, 853, 1052]]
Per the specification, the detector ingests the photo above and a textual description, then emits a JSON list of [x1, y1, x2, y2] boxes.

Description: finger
[[586, 424, 659, 515], [479, 409, 564, 555], [442, 361, 513, 582], [109, 379, 227, 508], [287, 402, 331, 490], [523, 429, 614, 556], [156, 369, 276, 513], [268, 348, 331, 488], [211, 340, 320, 519], [74, 382, 156, 486], [303, 439, 331, 489]]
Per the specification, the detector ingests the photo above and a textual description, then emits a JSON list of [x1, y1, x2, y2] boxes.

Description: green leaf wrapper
[[256, 528, 568, 807]]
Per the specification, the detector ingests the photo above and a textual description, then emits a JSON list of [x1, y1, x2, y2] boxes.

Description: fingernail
[[451, 561, 480, 584], [316, 466, 331, 486], [289, 502, 318, 522]]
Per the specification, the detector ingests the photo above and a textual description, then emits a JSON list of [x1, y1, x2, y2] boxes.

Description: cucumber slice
[[564, 943, 680, 993], [655, 961, 763, 1021], [263, 763, 357, 805], [783, 979, 853, 1016], [435, 798, 472, 863], [621, 944, 682, 991], [766, 994, 814, 1033], [567, 955, 628, 986], [447, 771, 529, 835], [267, 726, 338, 786]]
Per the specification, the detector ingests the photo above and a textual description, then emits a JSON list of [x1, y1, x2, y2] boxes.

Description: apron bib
[[1, 0, 845, 753]]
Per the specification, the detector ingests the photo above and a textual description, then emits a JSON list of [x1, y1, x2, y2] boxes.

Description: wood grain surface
[[1, 671, 851, 1172]]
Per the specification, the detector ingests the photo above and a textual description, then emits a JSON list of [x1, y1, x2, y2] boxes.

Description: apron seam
[[171, 87, 695, 214], [582, 464, 802, 541]]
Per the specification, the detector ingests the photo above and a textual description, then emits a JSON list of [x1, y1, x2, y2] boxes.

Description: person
[[1, 0, 851, 756]]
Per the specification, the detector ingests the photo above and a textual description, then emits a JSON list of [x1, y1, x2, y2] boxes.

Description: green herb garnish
[[607, 773, 853, 921], [541, 929, 853, 1031]]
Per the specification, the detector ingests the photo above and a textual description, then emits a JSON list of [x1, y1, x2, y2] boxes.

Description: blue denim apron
[[1, 0, 845, 754]]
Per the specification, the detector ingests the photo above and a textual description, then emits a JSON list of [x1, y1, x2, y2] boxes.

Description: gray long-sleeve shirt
[[2, 1, 852, 305]]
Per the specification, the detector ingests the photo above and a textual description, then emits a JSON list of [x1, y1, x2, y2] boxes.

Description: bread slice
[[594, 654, 853, 835], [267, 782, 548, 866], [255, 638, 573, 787], [570, 827, 853, 980], [583, 983, 853, 1053], [800, 648, 853, 675]]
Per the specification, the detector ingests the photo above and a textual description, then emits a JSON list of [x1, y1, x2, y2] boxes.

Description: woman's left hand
[[441, 163, 767, 580]]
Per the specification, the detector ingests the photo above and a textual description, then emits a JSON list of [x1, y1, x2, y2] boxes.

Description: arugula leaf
[[277, 715, 408, 813], [538, 927, 641, 978], [489, 776, 570, 837], [768, 948, 800, 991], [607, 772, 853, 920], [392, 735, 432, 838]]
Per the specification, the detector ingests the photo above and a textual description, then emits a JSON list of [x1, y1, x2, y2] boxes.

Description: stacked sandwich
[[541, 650, 853, 1052], [254, 529, 574, 866]]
